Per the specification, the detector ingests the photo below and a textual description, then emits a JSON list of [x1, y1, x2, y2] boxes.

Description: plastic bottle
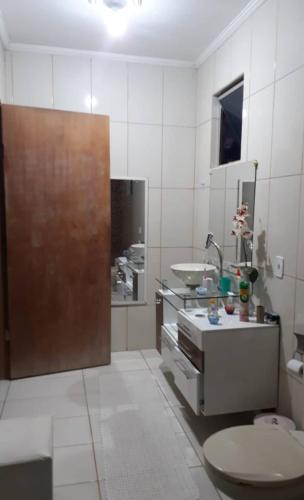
[[239, 280, 249, 322], [208, 298, 219, 325]]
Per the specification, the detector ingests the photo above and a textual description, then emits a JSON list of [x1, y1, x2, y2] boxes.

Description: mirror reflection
[[208, 160, 257, 270], [111, 178, 146, 304]]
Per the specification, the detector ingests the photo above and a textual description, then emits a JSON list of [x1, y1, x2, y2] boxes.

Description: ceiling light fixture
[[88, 0, 143, 38]]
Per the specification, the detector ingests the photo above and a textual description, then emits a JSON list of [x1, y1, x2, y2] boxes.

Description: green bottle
[[239, 280, 249, 322]]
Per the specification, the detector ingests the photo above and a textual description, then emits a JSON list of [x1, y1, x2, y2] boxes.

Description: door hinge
[[4, 329, 10, 342]]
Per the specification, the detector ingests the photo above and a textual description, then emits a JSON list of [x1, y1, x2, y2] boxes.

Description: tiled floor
[[0, 350, 252, 499]]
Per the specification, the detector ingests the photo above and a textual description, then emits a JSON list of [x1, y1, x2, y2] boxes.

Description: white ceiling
[[0, 0, 252, 62]]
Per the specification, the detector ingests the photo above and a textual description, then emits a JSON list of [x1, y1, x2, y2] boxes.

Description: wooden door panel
[[1, 105, 111, 378]]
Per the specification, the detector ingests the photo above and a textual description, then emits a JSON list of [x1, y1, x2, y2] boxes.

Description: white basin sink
[[170, 263, 216, 286], [130, 243, 145, 259]]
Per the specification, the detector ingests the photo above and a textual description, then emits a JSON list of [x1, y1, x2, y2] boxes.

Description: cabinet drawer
[[161, 326, 177, 371], [172, 346, 203, 416], [178, 330, 204, 372]]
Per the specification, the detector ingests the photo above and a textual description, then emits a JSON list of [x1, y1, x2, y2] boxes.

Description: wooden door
[[1, 105, 111, 379]]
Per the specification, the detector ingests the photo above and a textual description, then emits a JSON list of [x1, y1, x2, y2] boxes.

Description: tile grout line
[[0, 380, 10, 419], [81, 369, 103, 500]]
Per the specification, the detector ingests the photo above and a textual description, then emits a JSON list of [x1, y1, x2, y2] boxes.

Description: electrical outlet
[[274, 256, 284, 279]]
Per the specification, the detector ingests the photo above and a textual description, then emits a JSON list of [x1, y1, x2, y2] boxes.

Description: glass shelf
[[156, 278, 239, 310]]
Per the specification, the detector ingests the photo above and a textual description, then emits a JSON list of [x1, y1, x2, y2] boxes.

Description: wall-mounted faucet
[[205, 232, 223, 279]]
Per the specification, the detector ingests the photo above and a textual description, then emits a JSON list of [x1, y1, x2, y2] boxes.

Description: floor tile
[[141, 349, 163, 369], [2, 394, 88, 419], [217, 491, 233, 500], [54, 444, 97, 486], [85, 370, 165, 408], [177, 433, 202, 467], [8, 373, 84, 400], [54, 416, 92, 447], [84, 351, 148, 376], [54, 481, 100, 500], [190, 467, 221, 500], [151, 367, 186, 407], [0, 380, 10, 400], [164, 407, 185, 434], [99, 467, 200, 500], [172, 406, 253, 463]]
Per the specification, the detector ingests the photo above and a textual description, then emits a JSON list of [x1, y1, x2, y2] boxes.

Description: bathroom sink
[[130, 243, 145, 259], [170, 263, 216, 286]]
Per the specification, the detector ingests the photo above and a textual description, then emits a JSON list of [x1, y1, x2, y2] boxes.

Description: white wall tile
[[110, 122, 127, 177], [163, 67, 196, 127], [161, 189, 193, 247], [111, 307, 128, 352], [230, 19, 252, 98], [252, 179, 270, 268], [195, 121, 212, 188], [250, 0, 277, 94], [277, 0, 304, 80], [92, 59, 127, 121], [162, 126, 195, 188], [214, 38, 232, 93], [128, 63, 162, 124], [53, 55, 91, 113], [241, 97, 249, 161], [12, 52, 53, 108], [127, 305, 156, 350], [264, 274, 296, 368], [297, 176, 304, 280], [196, 56, 215, 125], [268, 176, 301, 277], [193, 188, 210, 250], [161, 247, 193, 284], [148, 189, 161, 247], [247, 85, 274, 179], [128, 124, 162, 187], [271, 68, 304, 178], [295, 279, 304, 335], [279, 369, 304, 429], [147, 247, 161, 305]]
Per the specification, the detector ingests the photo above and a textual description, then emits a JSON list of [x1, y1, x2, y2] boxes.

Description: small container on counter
[[225, 294, 235, 315], [239, 280, 249, 322], [256, 305, 265, 323], [265, 312, 280, 325]]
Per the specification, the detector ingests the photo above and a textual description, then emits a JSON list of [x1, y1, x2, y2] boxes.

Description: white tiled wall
[[195, 0, 304, 427], [5, 51, 196, 352]]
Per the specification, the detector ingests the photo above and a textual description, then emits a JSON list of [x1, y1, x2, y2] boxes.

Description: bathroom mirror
[[208, 160, 257, 270], [111, 177, 147, 305]]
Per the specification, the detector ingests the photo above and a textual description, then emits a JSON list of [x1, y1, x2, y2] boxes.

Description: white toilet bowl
[[203, 425, 304, 500]]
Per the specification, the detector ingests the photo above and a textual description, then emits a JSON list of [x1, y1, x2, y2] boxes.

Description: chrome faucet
[[205, 232, 223, 279]]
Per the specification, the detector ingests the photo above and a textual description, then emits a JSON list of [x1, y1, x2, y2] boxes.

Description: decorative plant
[[232, 202, 253, 265]]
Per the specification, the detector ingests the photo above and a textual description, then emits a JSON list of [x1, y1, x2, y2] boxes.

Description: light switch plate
[[274, 256, 284, 279]]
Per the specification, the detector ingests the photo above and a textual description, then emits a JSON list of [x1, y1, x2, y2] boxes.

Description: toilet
[[203, 425, 304, 500]]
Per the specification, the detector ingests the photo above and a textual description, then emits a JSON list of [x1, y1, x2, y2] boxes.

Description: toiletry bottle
[[239, 280, 249, 322], [208, 298, 219, 324]]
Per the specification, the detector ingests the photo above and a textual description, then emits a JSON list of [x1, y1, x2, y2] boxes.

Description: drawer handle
[[180, 344, 193, 360], [178, 324, 193, 339]]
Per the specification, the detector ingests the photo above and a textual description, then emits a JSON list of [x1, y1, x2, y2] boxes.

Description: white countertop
[[179, 307, 277, 333]]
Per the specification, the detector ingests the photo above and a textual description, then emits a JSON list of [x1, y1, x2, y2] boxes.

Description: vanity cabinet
[[156, 286, 279, 417]]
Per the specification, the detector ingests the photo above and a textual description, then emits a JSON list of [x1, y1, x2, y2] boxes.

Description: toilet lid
[[203, 425, 304, 487]]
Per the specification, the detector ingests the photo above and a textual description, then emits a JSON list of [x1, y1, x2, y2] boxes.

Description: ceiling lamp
[[88, 0, 143, 37]]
